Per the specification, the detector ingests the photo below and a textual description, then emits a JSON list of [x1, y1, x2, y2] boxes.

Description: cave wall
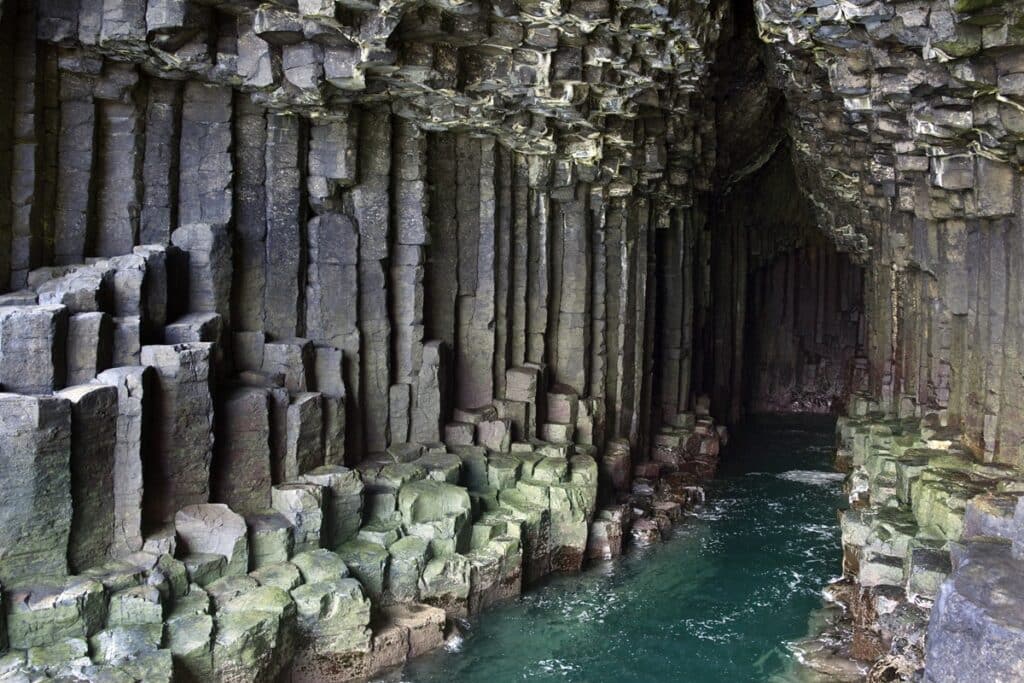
[[0, 3, 735, 677], [0, 0, 1023, 679], [756, 0, 1024, 465], [0, 0, 725, 464]]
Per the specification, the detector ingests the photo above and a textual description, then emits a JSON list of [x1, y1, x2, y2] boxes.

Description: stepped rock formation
[[0, 0, 1022, 680]]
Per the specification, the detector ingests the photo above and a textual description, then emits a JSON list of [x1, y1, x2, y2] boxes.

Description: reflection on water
[[389, 415, 845, 683]]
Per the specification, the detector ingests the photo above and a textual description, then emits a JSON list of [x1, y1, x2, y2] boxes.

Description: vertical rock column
[[178, 81, 232, 227], [0, 393, 71, 585], [0, 304, 68, 393], [455, 135, 497, 409], [305, 116, 359, 463], [214, 385, 273, 514], [93, 64, 144, 257], [232, 94, 267, 332], [264, 112, 306, 339], [391, 119, 428, 445], [9, 2, 47, 288], [140, 342, 215, 524], [140, 78, 182, 245], [352, 106, 391, 451], [0, 4, 15, 290], [96, 365, 154, 557], [53, 63, 97, 265], [57, 384, 117, 573]]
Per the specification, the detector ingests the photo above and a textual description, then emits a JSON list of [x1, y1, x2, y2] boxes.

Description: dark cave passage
[[652, 0, 867, 427]]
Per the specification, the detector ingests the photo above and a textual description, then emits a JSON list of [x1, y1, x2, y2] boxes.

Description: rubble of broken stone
[[792, 395, 1024, 683], [0, 233, 724, 681]]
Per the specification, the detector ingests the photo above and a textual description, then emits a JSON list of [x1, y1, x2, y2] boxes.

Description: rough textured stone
[[58, 384, 118, 573], [140, 343, 214, 524], [172, 508, 246, 585], [0, 394, 71, 585]]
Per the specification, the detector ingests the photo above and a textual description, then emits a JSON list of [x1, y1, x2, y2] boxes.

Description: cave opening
[[652, 0, 866, 429]]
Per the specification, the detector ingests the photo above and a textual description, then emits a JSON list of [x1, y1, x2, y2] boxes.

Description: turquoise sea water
[[391, 416, 845, 683]]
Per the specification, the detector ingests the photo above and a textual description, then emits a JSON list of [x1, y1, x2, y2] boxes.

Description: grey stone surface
[[0, 394, 72, 585], [140, 343, 214, 523], [0, 305, 68, 393], [57, 384, 118, 573]]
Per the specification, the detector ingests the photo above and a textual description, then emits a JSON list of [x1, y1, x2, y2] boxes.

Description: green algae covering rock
[[337, 539, 390, 600], [0, 394, 72, 586], [290, 578, 371, 655], [387, 536, 430, 604], [398, 480, 473, 556], [291, 549, 349, 584], [250, 561, 304, 592], [6, 577, 106, 649], [245, 511, 295, 569]]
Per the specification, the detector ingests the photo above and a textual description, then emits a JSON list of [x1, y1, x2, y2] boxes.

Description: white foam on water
[[444, 633, 464, 653], [776, 470, 846, 487]]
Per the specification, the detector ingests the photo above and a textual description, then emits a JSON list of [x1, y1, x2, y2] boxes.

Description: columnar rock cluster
[[756, 0, 1024, 464], [0, 215, 725, 682], [797, 397, 1024, 681], [0, 2, 729, 680], [1, 0, 1024, 680]]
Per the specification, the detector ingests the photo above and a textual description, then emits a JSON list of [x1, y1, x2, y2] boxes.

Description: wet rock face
[[822, 408, 1024, 682]]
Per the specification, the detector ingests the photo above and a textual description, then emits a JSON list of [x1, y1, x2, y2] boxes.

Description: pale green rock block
[[358, 516, 404, 547], [486, 455, 521, 490], [213, 609, 283, 683], [292, 549, 349, 584], [377, 463, 428, 489], [290, 578, 371, 654], [398, 481, 472, 556], [515, 479, 550, 507], [533, 456, 568, 483], [245, 511, 295, 569], [298, 465, 365, 549], [387, 536, 430, 604], [860, 551, 905, 587], [167, 583, 210, 619], [223, 585, 297, 662], [164, 613, 214, 681], [181, 553, 227, 587], [82, 558, 148, 594], [6, 577, 106, 648], [107, 585, 163, 626], [414, 452, 463, 484], [175, 504, 249, 577], [116, 649, 174, 682], [337, 539, 389, 599], [419, 555, 471, 614], [272, 483, 324, 554], [865, 508, 918, 558], [90, 624, 162, 664], [840, 508, 875, 548], [250, 562, 304, 592], [904, 543, 951, 602], [911, 470, 979, 540], [26, 636, 88, 669], [387, 442, 424, 463], [470, 520, 503, 550], [206, 575, 260, 611]]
